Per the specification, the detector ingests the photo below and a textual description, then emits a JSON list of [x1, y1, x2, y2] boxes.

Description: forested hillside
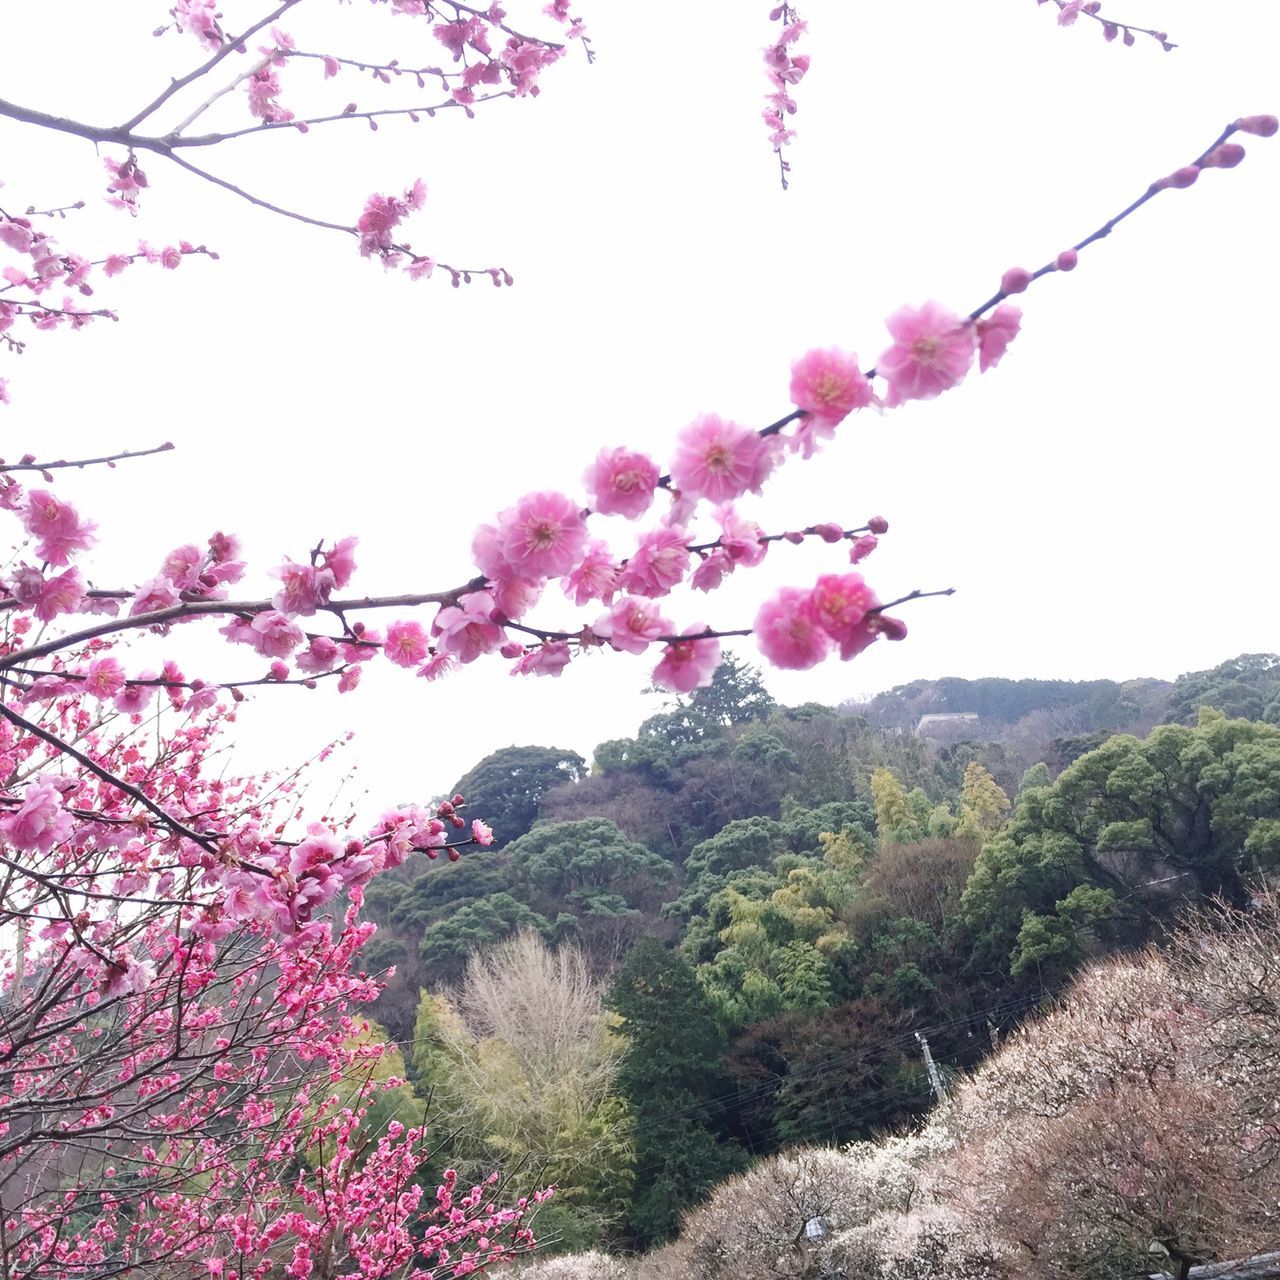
[[357, 653, 1280, 1255]]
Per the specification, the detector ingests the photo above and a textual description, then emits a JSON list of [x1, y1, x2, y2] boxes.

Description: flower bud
[[1056, 249, 1078, 271], [1235, 114, 1278, 137], [1000, 266, 1034, 295], [1203, 143, 1246, 169], [452, 794, 466, 806], [812, 522, 844, 543], [867, 515, 889, 534], [1165, 165, 1200, 189]]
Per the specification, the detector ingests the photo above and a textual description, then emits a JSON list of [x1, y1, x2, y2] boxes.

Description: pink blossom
[[563, 541, 620, 606], [593, 597, 671, 654], [338, 666, 362, 693], [754, 586, 831, 670], [433, 591, 505, 663], [101, 950, 156, 998], [651, 625, 720, 693], [272, 560, 334, 616], [585, 446, 660, 518], [877, 302, 977, 407], [490, 575, 543, 622], [114, 673, 157, 716], [3, 779, 72, 852], [130, 576, 181, 617], [296, 636, 340, 674], [618, 526, 690, 597], [691, 549, 734, 592], [810, 572, 878, 647], [417, 652, 456, 681], [222, 611, 304, 658], [837, 611, 907, 660], [714, 504, 768, 566], [976, 304, 1022, 373], [22, 490, 97, 564], [849, 534, 878, 563], [384, 620, 431, 667], [323, 536, 358, 587], [509, 640, 572, 677], [669, 414, 775, 502], [789, 347, 874, 442], [84, 656, 127, 699], [161, 544, 205, 590], [471, 819, 495, 846], [34, 567, 85, 621], [494, 491, 587, 579]]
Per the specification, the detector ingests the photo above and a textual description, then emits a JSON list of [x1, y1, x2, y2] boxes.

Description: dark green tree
[[606, 939, 746, 1246], [1165, 653, 1280, 725], [449, 744, 586, 847]]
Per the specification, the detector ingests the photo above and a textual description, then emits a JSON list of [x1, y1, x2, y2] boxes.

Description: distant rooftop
[[915, 712, 980, 736]]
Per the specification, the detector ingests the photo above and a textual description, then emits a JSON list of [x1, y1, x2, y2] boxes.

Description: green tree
[[607, 939, 746, 1246], [449, 744, 586, 848], [1165, 653, 1280, 725], [954, 762, 1012, 839], [418, 892, 552, 979], [963, 711, 1280, 980], [870, 767, 922, 842], [684, 654, 777, 729]]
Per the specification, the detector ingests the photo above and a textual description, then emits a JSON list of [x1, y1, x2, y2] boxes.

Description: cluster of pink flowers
[[755, 571, 905, 669], [763, 5, 809, 157]]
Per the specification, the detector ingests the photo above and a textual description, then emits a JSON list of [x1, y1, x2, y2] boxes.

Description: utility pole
[[916, 1031, 947, 1104]]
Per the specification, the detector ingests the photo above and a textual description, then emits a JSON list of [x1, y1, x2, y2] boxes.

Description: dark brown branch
[[0, 582, 485, 670], [0, 700, 217, 850]]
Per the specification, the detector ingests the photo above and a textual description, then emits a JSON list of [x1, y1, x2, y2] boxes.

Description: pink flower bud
[[452, 794, 466, 806], [448, 848, 460, 861], [783, 530, 805, 544], [1000, 267, 1033, 295], [867, 516, 889, 534], [1203, 143, 1246, 169], [1235, 114, 1278, 138], [1056, 249, 1078, 271], [812, 522, 844, 543], [1165, 165, 1200, 189]]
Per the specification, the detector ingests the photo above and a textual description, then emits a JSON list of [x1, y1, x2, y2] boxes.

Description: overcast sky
[[1, 1, 1276, 814]]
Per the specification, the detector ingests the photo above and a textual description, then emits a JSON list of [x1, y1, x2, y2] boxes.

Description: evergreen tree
[[606, 939, 746, 1246]]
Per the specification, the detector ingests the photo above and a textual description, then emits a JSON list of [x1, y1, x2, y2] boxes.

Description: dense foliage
[[367, 653, 1280, 1253]]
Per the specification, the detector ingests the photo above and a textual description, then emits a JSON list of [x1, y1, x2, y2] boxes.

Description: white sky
[[0, 1, 1276, 813]]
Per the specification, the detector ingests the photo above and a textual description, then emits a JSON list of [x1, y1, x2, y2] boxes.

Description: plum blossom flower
[[593, 597, 671, 655], [691, 549, 733, 592], [652, 626, 720, 693], [114, 674, 157, 716], [494, 491, 588, 580], [323, 536, 358, 587], [384, 620, 430, 668], [714, 504, 768, 567], [849, 534, 878, 564], [471, 819, 495, 846], [296, 636, 340, 674], [161, 544, 205, 590], [433, 592, 505, 663], [618, 527, 690, 597], [976, 304, 1022, 373], [272, 559, 335, 616], [509, 641, 572, 677], [877, 302, 976, 407], [837, 611, 907, 660], [22, 490, 96, 564], [84, 656, 127, 699], [563, 541, 619, 606], [584, 447, 660, 518], [130, 576, 181, 617], [3, 778, 73, 852], [34, 567, 85, 621], [788, 348, 875, 455], [669, 414, 775, 502], [754, 586, 831, 670], [810, 572, 878, 650]]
